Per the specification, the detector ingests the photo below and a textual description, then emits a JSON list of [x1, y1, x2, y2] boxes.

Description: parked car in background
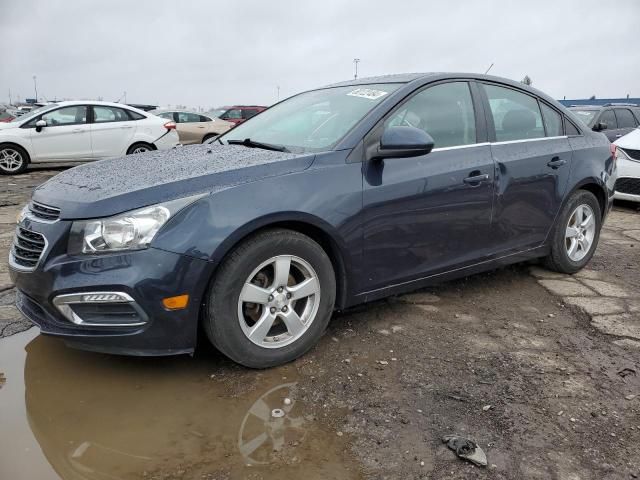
[[0, 111, 15, 123], [208, 105, 267, 125], [10, 73, 615, 368], [0, 101, 178, 174], [151, 109, 234, 144], [568, 104, 640, 142], [614, 128, 640, 202]]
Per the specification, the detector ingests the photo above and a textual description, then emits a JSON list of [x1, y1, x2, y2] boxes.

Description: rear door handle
[[463, 173, 490, 185], [547, 157, 566, 169], [120, 125, 133, 129]]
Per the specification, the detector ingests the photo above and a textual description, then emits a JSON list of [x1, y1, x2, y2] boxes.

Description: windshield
[[11, 104, 58, 123], [569, 109, 598, 126], [220, 84, 401, 152]]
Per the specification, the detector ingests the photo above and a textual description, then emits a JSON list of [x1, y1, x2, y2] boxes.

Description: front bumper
[[9, 218, 214, 356], [613, 157, 640, 203]]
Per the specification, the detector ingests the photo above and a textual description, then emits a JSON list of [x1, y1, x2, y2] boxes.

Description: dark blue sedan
[[9, 73, 617, 367]]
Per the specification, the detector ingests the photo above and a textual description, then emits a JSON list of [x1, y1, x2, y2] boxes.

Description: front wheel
[[0, 144, 29, 175], [203, 229, 336, 368], [544, 190, 602, 274]]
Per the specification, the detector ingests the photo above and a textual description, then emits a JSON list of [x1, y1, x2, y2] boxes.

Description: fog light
[[162, 294, 189, 310]]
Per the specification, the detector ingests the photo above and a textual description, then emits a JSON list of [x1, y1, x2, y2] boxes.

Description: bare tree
[[521, 75, 532, 86]]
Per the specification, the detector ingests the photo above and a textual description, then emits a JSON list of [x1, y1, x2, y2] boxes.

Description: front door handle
[[72, 128, 85, 134], [463, 173, 490, 185], [120, 125, 133, 129], [547, 157, 566, 169]]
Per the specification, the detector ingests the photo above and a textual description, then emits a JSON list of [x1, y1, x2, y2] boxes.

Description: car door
[[480, 83, 573, 254], [89, 105, 138, 159], [176, 112, 206, 144], [362, 81, 495, 291], [29, 105, 91, 161], [596, 109, 618, 142], [614, 108, 638, 140]]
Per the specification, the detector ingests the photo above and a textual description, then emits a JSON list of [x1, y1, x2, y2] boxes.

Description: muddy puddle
[[0, 328, 360, 479]]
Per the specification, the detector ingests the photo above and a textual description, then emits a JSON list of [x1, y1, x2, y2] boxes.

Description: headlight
[[68, 194, 206, 254]]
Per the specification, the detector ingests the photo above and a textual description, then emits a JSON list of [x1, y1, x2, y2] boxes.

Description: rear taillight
[[164, 121, 176, 131]]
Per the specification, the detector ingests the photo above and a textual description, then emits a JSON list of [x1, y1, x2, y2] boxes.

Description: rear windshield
[[569, 109, 598, 126]]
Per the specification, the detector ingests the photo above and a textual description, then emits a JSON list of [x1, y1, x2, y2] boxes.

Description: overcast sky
[[1, 0, 638, 109]]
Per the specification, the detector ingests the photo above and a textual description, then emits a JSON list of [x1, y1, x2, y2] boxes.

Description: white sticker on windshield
[[347, 88, 389, 100]]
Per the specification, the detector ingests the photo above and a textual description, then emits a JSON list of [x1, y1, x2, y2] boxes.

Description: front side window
[[540, 103, 563, 137], [386, 82, 476, 148], [221, 83, 401, 152], [615, 109, 637, 128], [599, 110, 617, 130], [93, 106, 131, 123], [483, 84, 544, 141], [41, 105, 87, 126]]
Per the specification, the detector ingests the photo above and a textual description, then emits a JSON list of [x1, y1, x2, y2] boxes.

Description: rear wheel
[[126, 142, 154, 155], [203, 229, 336, 368], [0, 144, 29, 174], [202, 134, 217, 144], [544, 190, 601, 274]]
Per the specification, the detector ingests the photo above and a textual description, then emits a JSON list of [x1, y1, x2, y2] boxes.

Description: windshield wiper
[[227, 138, 289, 152]]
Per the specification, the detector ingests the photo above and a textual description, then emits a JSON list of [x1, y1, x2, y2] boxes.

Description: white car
[[614, 128, 640, 202], [0, 101, 179, 175]]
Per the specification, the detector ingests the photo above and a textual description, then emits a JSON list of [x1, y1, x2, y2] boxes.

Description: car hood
[[0, 121, 18, 130], [615, 127, 640, 149], [33, 144, 315, 219]]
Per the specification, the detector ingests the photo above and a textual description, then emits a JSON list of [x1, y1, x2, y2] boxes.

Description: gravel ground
[[0, 167, 639, 479]]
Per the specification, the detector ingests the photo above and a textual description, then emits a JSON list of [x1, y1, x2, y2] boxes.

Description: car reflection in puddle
[[0, 330, 358, 480]]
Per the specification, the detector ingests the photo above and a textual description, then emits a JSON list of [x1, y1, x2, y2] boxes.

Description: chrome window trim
[[52, 291, 148, 327], [431, 142, 490, 152], [490, 135, 568, 146]]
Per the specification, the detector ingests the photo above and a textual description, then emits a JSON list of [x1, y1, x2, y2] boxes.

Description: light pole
[[33, 75, 38, 101], [353, 58, 360, 80], [277, 85, 280, 102]]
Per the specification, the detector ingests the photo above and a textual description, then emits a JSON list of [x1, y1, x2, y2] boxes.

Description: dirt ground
[[0, 167, 639, 480]]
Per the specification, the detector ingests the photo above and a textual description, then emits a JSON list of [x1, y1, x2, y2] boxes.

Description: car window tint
[[386, 82, 476, 148], [199, 115, 212, 122], [127, 110, 145, 120], [540, 103, 563, 137], [177, 112, 202, 123], [225, 109, 243, 119], [599, 110, 617, 130], [483, 84, 544, 142], [615, 109, 637, 128], [564, 118, 581, 136], [93, 106, 131, 123], [242, 109, 259, 119], [41, 106, 87, 126]]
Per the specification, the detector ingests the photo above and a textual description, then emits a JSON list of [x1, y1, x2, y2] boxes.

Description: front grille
[[11, 227, 46, 270], [615, 177, 640, 196], [620, 148, 640, 162], [29, 201, 60, 222]]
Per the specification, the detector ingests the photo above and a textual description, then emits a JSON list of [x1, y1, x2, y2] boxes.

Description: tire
[[126, 142, 154, 155], [544, 190, 602, 274], [202, 134, 217, 144], [204, 229, 336, 368], [0, 144, 29, 175]]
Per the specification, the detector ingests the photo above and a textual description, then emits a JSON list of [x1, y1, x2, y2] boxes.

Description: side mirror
[[593, 121, 607, 132], [375, 126, 434, 159], [35, 119, 46, 132]]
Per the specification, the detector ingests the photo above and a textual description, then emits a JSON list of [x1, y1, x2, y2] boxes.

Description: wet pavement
[[1, 167, 640, 479], [0, 329, 359, 480]]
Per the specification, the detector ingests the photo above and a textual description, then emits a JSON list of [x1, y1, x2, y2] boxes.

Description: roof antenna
[[484, 63, 494, 74]]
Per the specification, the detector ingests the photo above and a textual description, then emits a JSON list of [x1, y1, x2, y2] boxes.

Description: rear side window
[[93, 106, 131, 123], [127, 110, 145, 120], [483, 84, 544, 142], [615, 109, 637, 128], [599, 110, 617, 130], [540, 103, 563, 137], [386, 81, 477, 148], [177, 112, 202, 123], [564, 118, 581, 136]]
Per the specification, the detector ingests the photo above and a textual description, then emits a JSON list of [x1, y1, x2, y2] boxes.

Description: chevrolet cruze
[[9, 73, 617, 368]]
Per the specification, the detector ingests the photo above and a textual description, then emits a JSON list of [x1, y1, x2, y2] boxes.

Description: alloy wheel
[[237, 255, 321, 348], [0, 148, 24, 172], [132, 146, 150, 154], [565, 204, 596, 262]]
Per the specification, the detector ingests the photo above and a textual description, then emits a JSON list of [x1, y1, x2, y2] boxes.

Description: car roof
[[151, 109, 205, 114], [48, 100, 146, 109]]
